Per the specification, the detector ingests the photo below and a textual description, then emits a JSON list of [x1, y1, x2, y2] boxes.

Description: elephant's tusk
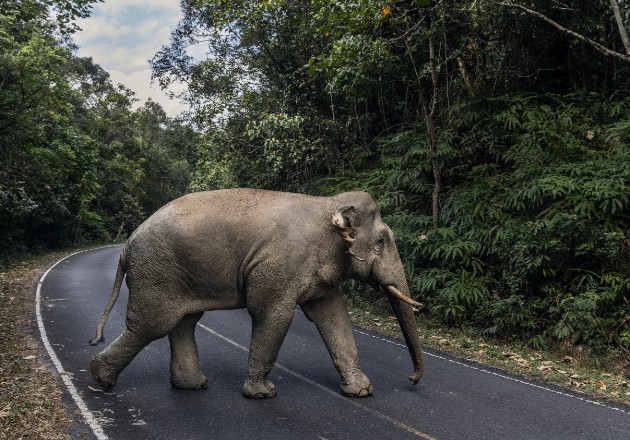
[[385, 285, 424, 309]]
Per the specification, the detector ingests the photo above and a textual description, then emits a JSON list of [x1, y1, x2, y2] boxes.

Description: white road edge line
[[36, 247, 114, 440], [352, 329, 630, 416], [197, 323, 437, 440]]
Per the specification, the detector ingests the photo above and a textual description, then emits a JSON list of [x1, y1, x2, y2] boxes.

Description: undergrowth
[[324, 93, 630, 362]]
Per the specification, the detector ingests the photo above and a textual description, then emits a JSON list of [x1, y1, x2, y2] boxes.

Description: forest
[[2, 0, 629, 360]]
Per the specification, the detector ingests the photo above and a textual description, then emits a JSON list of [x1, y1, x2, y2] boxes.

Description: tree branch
[[495, 1, 630, 63]]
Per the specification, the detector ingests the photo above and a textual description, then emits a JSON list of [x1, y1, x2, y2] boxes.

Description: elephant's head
[[332, 193, 424, 384]]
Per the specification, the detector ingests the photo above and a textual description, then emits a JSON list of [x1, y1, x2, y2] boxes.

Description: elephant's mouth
[[384, 285, 423, 309]]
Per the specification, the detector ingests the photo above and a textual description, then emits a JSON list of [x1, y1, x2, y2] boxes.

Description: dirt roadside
[[0, 251, 94, 440]]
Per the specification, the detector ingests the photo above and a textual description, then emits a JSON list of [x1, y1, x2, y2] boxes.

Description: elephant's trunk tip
[[385, 285, 424, 309], [409, 369, 423, 385]]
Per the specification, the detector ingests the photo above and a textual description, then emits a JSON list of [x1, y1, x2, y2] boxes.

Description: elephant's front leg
[[169, 312, 208, 390], [301, 289, 373, 397], [244, 302, 295, 399]]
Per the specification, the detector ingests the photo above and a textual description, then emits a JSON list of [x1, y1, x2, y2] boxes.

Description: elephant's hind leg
[[91, 299, 183, 389], [91, 328, 156, 389], [169, 312, 208, 390]]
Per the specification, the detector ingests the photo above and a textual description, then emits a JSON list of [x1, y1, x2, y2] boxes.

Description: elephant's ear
[[332, 206, 364, 261], [332, 205, 356, 247]]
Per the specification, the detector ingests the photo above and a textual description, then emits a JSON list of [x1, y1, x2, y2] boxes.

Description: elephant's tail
[[89, 246, 127, 346]]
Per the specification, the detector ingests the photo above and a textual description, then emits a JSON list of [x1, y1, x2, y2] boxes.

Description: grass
[[0, 248, 627, 440], [345, 292, 630, 406]]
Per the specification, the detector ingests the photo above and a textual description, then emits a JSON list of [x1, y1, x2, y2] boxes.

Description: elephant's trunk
[[384, 282, 425, 384]]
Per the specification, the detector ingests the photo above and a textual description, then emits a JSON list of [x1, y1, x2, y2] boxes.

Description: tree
[[0, 0, 103, 34], [135, 100, 197, 215], [0, 10, 101, 254], [0, 1, 200, 263]]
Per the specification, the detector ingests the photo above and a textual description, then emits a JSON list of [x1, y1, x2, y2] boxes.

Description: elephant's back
[[143, 188, 326, 234], [125, 188, 332, 275]]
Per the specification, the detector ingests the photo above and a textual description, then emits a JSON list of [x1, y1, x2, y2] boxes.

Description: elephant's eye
[[373, 237, 386, 255]]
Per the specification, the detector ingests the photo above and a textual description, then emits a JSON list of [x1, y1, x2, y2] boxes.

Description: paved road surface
[[38, 246, 630, 439]]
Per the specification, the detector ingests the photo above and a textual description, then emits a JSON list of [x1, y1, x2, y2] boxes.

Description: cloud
[[107, 68, 187, 117], [90, 0, 180, 14], [74, 0, 187, 116]]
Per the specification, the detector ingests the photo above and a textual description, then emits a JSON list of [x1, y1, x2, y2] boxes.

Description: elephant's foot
[[90, 356, 118, 389], [171, 370, 208, 390], [243, 379, 277, 399], [341, 370, 373, 397]]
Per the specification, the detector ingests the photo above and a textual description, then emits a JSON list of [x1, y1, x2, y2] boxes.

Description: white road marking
[[36, 248, 115, 440], [197, 323, 437, 440]]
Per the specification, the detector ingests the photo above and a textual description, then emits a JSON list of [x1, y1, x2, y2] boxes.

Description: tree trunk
[[456, 56, 479, 96], [609, 0, 630, 56], [114, 222, 125, 242], [427, 36, 441, 230], [405, 13, 442, 230], [427, 111, 441, 230]]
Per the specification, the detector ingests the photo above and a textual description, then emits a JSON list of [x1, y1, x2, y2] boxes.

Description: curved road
[[38, 246, 630, 439]]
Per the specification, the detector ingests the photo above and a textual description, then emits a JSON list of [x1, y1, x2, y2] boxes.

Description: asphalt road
[[38, 246, 630, 439]]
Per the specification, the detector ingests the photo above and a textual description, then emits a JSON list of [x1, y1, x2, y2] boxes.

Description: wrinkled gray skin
[[90, 189, 424, 399]]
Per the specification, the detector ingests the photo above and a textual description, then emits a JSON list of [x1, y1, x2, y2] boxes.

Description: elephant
[[89, 188, 424, 399]]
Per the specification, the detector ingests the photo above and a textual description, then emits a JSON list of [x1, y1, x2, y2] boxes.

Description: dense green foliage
[[377, 94, 630, 353], [0, 1, 201, 264], [152, 0, 630, 357]]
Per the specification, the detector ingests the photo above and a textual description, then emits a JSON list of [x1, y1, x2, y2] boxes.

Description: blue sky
[[74, 0, 190, 116]]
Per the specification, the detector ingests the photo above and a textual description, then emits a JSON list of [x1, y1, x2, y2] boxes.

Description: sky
[[74, 0, 190, 117]]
